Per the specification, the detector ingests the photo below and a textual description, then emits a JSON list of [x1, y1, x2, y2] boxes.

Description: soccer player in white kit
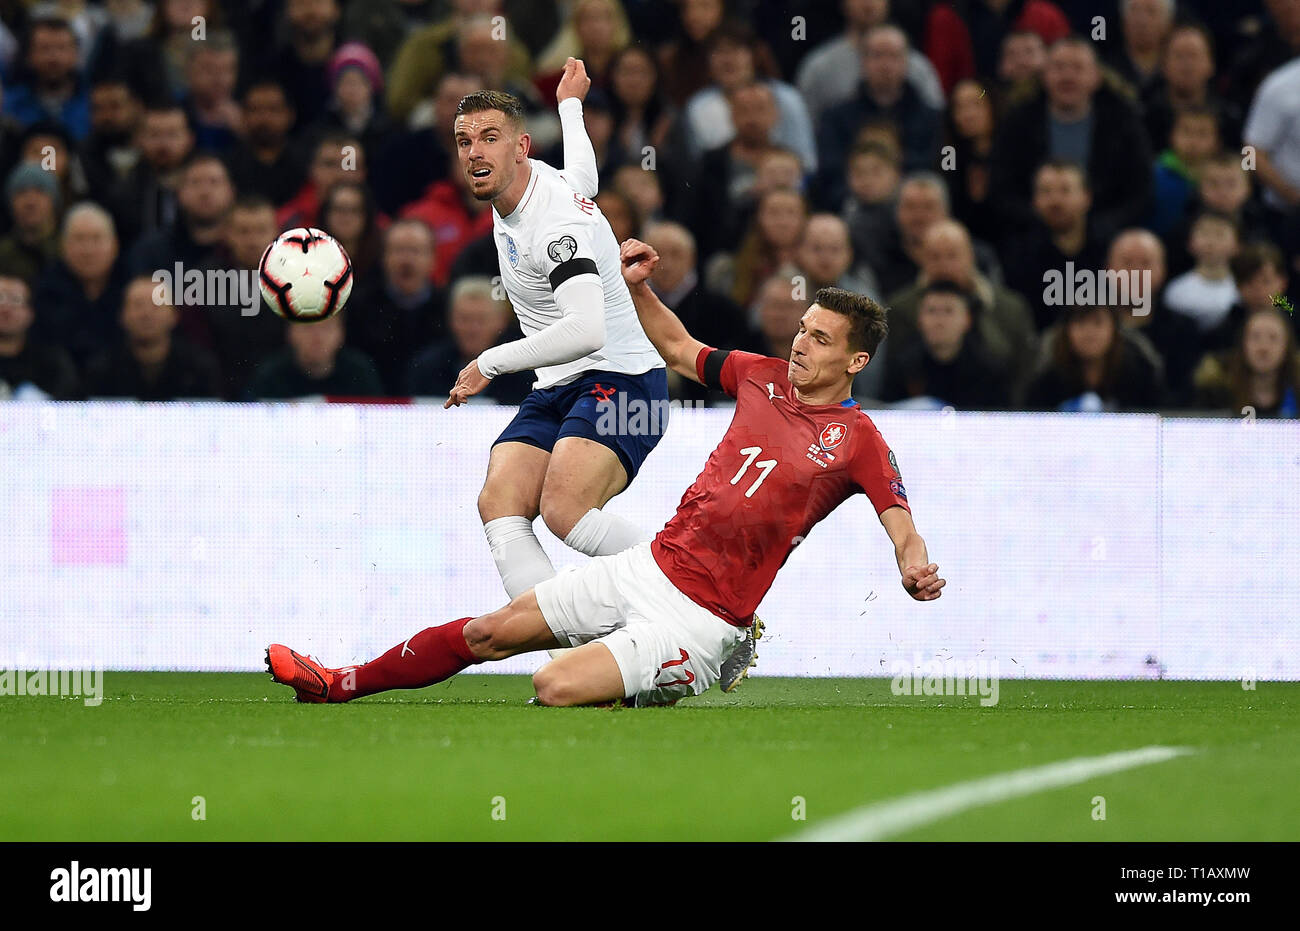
[[444, 60, 758, 686]]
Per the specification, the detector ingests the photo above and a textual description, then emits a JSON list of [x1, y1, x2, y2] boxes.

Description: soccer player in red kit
[[267, 240, 944, 707]]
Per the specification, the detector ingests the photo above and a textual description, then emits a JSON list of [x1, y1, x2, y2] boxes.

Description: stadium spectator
[[1148, 107, 1221, 237], [574, 87, 617, 175], [386, 1, 534, 126], [247, 312, 383, 400], [1024, 303, 1165, 411], [3, 17, 90, 141], [317, 42, 397, 159], [989, 36, 1153, 238], [885, 218, 1035, 387], [690, 82, 784, 261], [640, 219, 757, 402], [79, 76, 142, 198], [1105, 228, 1201, 403], [866, 172, 1001, 298], [880, 279, 1011, 409], [798, 0, 944, 127], [682, 21, 817, 174], [1002, 160, 1108, 330], [1242, 54, 1300, 256], [1142, 24, 1240, 154], [657, 0, 727, 107], [399, 149, 497, 288], [706, 186, 807, 309], [963, 0, 1071, 80], [997, 29, 1047, 93], [1194, 304, 1299, 418], [318, 179, 383, 281], [0, 162, 61, 285], [83, 274, 223, 400], [266, 0, 343, 129], [224, 80, 304, 208], [594, 188, 640, 244], [278, 132, 366, 231], [751, 274, 807, 359], [18, 120, 87, 208], [112, 103, 194, 245], [0, 76, 24, 184], [794, 213, 880, 301], [127, 152, 234, 278], [143, 0, 229, 102], [1164, 152, 1269, 279], [1223, 0, 1300, 116], [840, 141, 901, 279], [1164, 212, 1242, 343], [0, 273, 78, 400], [347, 218, 446, 395], [32, 202, 127, 366], [944, 78, 999, 243], [611, 163, 663, 227], [183, 31, 242, 153], [406, 276, 531, 402], [920, 0, 976, 96], [1100, 0, 1173, 103], [533, 0, 630, 102], [607, 44, 674, 164], [817, 24, 941, 204], [197, 195, 287, 399], [369, 71, 481, 216], [1187, 241, 1295, 359]]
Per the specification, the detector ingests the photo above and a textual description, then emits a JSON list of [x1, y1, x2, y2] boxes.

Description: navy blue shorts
[[494, 367, 670, 482]]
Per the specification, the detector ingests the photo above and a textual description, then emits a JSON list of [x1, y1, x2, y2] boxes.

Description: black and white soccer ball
[[258, 227, 354, 321]]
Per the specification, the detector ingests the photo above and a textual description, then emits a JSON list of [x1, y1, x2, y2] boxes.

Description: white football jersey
[[492, 158, 662, 389]]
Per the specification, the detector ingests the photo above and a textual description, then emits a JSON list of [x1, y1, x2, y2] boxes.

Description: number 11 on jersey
[[730, 446, 777, 498]]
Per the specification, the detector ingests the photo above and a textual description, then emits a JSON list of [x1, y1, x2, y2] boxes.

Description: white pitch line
[[785, 745, 1194, 842]]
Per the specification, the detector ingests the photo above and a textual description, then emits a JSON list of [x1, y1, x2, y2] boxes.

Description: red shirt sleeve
[[695, 348, 777, 399], [850, 426, 911, 515]]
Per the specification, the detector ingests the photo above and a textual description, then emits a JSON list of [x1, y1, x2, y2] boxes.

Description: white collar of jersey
[[495, 161, 540, 227]]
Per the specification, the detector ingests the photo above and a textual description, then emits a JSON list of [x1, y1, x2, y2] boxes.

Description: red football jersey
[[651, 350, 911, 626]]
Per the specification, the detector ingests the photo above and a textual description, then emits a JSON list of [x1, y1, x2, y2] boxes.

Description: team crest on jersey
[[506, 235, 519, 267], [820, 422, 847, 451], [547, 235, 578, 264]]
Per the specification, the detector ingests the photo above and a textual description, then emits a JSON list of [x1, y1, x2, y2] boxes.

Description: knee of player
[[532, 665, 577, 707], [538, 492, 583, 541], [463, 615, 505, 661]]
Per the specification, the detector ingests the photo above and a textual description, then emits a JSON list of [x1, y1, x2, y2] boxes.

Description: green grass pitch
[[1, 674, 1295, 840]]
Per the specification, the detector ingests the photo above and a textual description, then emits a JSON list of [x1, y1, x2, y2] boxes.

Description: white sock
[[563, 507, 648, 557], [484, 515, 556, 599]]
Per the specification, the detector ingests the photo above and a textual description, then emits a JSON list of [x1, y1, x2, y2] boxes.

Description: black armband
[[548, 257, 599, 290], [700, 348, 731, 390]]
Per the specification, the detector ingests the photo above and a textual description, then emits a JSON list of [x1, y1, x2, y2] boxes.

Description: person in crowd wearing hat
[[317, 42, 396, 158], [0, 162, 61, 284]]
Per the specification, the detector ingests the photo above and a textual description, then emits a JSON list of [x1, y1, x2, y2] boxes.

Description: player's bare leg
[[531, 642, 626, 707], [478, 441, 555, 600], [538, 436, 638, 658]]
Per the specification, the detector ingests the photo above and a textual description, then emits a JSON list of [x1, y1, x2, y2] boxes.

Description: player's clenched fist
[[556, 57, 591, 104], [902, 563, 946, 601], [620, 239, 659, 286]]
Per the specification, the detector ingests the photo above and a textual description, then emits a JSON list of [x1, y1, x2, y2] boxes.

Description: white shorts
[[534, 542, 745, 705]]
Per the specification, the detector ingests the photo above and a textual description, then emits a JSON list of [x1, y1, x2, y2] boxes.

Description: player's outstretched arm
[[620, 238, 708, 384], [556, 58, 598, 198], [880, 506, 945, 602]]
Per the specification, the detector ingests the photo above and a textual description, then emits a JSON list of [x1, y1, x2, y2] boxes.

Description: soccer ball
[[258, 228, 354, 321]]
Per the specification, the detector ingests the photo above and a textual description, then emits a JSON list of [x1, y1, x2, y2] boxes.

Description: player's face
[[455, 111, 527, 202], [788, 305, 865, 393]]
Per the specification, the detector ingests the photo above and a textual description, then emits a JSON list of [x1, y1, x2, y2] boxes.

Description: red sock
[[330, 618, 480, 702]]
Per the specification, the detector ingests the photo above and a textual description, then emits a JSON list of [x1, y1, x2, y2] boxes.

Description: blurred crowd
[[0, 0, 1297, 416]]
